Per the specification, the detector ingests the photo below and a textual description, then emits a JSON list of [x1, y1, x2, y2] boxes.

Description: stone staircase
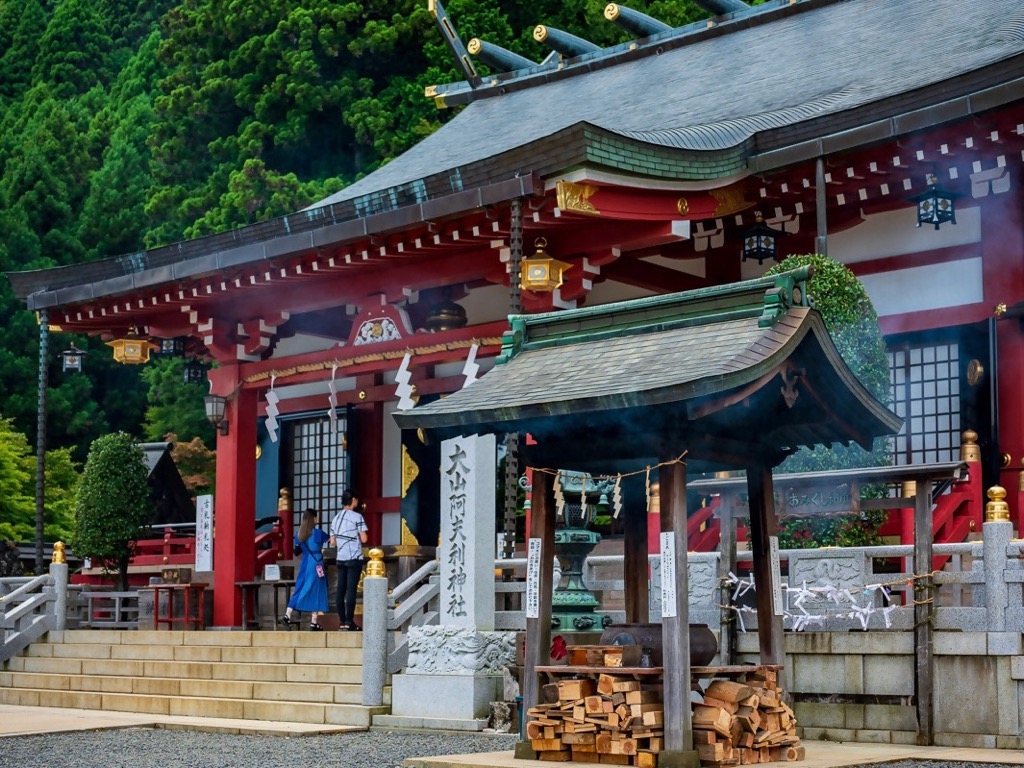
[[0, 629, 389, 726]]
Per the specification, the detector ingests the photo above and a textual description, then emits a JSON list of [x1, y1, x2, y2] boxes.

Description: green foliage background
[[0, 0, 737, 468], [0, 0, 771, 545], [765, 253, 893, 547], [0, 416, 76, 547], [72, 431, 153, 588]]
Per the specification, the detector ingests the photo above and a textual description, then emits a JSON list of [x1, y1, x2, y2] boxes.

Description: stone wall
[[736, 630, 1024, 749]]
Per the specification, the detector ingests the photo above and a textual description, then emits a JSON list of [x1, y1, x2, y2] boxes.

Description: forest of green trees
[[0, 0, 730, 542]]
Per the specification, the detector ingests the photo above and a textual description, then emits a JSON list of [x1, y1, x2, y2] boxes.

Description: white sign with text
[[195, 494, 213, 572], [660, 532, 677, 618], [525, 537, 542, 619]]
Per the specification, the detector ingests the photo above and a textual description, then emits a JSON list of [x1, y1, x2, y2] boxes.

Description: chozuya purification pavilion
[[394, 264, 902, 765], [6, 0, 1024, 630]]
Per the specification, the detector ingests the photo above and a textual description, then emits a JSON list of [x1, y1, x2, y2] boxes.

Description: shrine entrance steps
[[0, 630, 390, 727]]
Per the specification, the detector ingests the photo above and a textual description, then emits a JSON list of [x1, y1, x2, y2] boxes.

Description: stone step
[[2, 629, 389, 728], [0, 671, 387, 705], [52, 629, 364, 648], [7, 655, 362, 683], [0, 686, 388, 726], [26, 641, 363, 665]]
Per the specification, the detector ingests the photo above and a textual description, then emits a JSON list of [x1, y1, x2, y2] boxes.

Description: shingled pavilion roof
[[394, 268, 902, 471]]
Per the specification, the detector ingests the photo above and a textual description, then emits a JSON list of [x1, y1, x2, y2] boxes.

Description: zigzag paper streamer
[[265, 374, 280, 443], [395, 353, 415, 410], [553, 472, 565, 520], [612, 475, 623, 519], [327, 364, 339, 435], [462, 343, 480, 388]]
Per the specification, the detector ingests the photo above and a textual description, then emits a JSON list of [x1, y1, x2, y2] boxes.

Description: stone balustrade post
[[49, 541, 68, 631], [361, 548, 388, 707], [982, 486, 1012, 632]]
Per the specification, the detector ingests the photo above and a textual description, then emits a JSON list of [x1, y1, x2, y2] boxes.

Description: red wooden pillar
[[212, 371, 258, 627], [354, 376, 384, 545], [982, 188, 1024, 525]]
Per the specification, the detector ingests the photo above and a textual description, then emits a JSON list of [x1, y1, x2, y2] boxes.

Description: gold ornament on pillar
[[959, 430, 981, 462], [365, 548, 387, 578], [984, 485, 1010, 522]]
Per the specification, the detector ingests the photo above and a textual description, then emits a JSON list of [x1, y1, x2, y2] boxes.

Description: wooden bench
[[79, 590, 140, 629]]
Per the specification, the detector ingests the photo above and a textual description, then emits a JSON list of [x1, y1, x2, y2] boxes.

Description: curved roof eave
[[394, 305, 902, 454]]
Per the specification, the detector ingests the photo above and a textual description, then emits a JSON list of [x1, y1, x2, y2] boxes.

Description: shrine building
[[7, 0, 1024, 626]]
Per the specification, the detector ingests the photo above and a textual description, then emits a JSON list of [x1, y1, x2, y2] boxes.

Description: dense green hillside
[[0, 0, 718, 460]]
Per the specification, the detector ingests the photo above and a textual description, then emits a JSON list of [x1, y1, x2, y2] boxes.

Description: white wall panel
[[830, 205, 981, 264], [859, 257, 983, 317]]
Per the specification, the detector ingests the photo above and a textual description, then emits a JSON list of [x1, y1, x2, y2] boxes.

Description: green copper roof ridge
[[519, 306, 766, 354], [495, 266, 810, 364], [510, 267, 809, 328]]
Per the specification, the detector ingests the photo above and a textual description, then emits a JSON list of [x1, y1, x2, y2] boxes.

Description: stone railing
[[363, 515, 1024, 747], [0, 554, 68, 662], [383, 559, 441, 676]]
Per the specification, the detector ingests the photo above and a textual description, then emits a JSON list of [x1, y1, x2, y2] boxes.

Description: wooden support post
[[746, 464, 784, 668], [624, 485, 649, 624], [518, 468, 555, 754], [717, 491, 738, 666], [658, 460, 699, 768], [913, 484, 935, 746]]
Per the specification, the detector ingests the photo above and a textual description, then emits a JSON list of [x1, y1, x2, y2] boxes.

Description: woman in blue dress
[[280, 509, 329, 631]]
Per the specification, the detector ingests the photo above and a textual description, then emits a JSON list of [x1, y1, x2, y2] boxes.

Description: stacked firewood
[[693, 670, 804, 766], [526, 646, 663, 766]]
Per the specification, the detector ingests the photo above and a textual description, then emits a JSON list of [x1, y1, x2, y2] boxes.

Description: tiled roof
[[319, 0, 1024, 207]]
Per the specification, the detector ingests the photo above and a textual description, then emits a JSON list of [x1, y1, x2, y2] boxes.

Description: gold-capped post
[[51, 541, 66, 564], [985, 485, 1011, 522], [365, 547, 387, 578], [960, 429, 981, 462]]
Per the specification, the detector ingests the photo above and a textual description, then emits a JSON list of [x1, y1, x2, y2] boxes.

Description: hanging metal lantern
[[520, 238, 571, 292], [742, 212, 783, 265], [204, 394, 229, 436], [61, 343, 87, 373], [159, 337, 186, 357], [106, 326, 158, 365], [911, 174, 960, 230], [183, 358, 207, 385]]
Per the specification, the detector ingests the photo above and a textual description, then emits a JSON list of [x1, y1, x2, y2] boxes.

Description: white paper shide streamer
[[720, 573, 904, 632], [461, 343, 480, 388], [395, 353, 415, 410], [265, 374, 280, 443], [327, 364, 339, 434]]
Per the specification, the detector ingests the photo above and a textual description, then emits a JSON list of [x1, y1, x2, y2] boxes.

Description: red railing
[[688, 463, 983, 562], [73, 516, 290, 587]]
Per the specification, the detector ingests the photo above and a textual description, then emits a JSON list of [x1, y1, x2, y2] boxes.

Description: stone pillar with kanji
[[378, 433, 515, 730]]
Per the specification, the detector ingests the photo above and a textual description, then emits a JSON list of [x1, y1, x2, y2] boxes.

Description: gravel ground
[[3, 728, 519, 768], [1, 730, 1010, 768]]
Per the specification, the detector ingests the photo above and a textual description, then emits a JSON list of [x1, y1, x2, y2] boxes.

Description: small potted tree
[[72, 432, 153, 590]]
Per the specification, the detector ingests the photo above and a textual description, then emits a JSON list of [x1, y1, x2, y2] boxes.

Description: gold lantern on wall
[[107, 326, 158, 364], [520, 238, 571, 292]]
